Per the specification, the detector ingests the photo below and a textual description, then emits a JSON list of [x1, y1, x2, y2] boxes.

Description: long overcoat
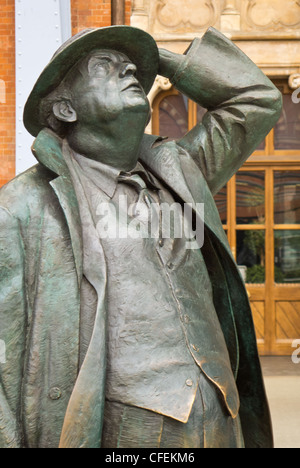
[[0, 28, 282, 448]]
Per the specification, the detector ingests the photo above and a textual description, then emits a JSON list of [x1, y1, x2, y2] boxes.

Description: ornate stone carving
[[289, 73, 300, 90], [132, 0, 147, 10], [145, 75, 172, 134], [131, 0, 150, 31], [222, 0, 239, 14], [244, 0, 300, 31], [220, 0, 241, 31], [154, 0, 218, 33]]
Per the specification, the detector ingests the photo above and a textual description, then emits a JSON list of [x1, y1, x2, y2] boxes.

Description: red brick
[[71, 0, 112, 34], [0, 0, 15, 187]]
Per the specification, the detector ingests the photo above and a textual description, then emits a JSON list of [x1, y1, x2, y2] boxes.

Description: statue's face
[[69, 49, 150, 126]]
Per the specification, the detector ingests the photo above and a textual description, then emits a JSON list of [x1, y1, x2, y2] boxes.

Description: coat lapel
[[32, 130, 107, 447], [139, 135, 234, 261], [32, 129, 83, 287]]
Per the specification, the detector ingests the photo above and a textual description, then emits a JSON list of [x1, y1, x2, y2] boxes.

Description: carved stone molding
[[152, 0, 219, 35], [220, 0, 241, 31], [130, 0, 300, 81], [244, 0, 300, 31], [145, 75, 172, 134], [132, 0, 147, 11], [289, 74, 300, 90], [131, 0, 150, 31], [222, 0, 239, 15]]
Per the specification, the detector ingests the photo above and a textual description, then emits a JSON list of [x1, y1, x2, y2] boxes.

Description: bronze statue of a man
[[0, 26, 282, 448]]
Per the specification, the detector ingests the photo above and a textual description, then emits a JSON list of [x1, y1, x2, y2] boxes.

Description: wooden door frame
[[239, 164, 300, 355]]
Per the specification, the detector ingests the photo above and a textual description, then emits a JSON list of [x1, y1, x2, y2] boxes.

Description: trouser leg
[[198, 373, 244, 448]]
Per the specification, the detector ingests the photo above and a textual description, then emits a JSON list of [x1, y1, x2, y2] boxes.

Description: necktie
[[118, 172, 161, 240]]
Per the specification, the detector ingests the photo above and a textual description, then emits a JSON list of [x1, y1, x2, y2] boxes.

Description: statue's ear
[[53, 100, 77, 123]]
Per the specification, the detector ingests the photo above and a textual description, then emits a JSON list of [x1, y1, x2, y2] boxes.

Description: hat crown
[[52, 28, 94, 60]]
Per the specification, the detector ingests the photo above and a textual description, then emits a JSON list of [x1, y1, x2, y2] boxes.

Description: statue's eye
[[95, 60, 110, 69], [88, 57, 113, 76]]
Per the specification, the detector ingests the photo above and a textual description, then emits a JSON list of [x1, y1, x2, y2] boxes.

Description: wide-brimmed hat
[[24, 26, 159, 137]]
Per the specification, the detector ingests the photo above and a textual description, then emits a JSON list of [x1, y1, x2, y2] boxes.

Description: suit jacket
[[0, 28, 282, 448]]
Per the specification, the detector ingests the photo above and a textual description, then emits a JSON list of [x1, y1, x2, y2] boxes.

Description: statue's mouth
[[122, 80, 143, 92]]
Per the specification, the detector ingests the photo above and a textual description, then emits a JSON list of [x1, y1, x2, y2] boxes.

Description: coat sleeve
[[159, 27, 282, 195], [0, 206, 27, 447]]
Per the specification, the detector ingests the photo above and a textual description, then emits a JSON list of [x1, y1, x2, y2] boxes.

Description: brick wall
[[71, 0, 132, 34], [0, 0, 15, 187], [71, 0, 112, 34], [125, 0, 132, 25]]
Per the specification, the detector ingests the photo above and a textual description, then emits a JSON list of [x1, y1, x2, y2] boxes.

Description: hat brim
[[24, 26, 159, 137]]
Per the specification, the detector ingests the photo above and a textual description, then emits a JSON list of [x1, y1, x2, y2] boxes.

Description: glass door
[[228, 168, 300, 355], [273, 170, 300, 354]]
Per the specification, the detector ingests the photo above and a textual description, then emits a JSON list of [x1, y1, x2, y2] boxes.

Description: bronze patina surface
[[0, 26, 282, 448]]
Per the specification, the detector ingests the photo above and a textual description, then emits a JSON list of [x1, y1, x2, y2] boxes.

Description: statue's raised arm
[[157, 27, 282, 195]]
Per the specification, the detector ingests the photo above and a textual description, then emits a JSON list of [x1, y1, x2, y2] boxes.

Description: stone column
[[131, 0, 149, 31], [220, 0, 241, 31]]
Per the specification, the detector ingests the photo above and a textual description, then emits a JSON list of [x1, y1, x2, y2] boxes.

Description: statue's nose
[[119, 62, 137, 78]]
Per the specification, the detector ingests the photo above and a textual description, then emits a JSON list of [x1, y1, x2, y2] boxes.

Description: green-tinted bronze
[[23, 26, 159, 137], [0, 26, 282, 448]]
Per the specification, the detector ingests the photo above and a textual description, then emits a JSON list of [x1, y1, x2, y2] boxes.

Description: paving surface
[[260, 357, 300, 449]]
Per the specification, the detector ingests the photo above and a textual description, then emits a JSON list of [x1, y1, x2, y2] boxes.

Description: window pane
[[274, 94, 300, 150], [275, 230, 300, 283], [236, 172, 265, 225], [159, 94, 188, 140], [214, 185, 227, 224], [274, 171, 300, 224], [237, 230, 266, 284]]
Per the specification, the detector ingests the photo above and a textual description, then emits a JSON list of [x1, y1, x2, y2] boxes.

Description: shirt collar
[[73, 152, 159, 198], [73, 152, 121, 198]]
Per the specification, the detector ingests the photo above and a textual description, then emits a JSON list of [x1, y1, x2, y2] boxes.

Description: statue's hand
[[158, 48, 186, 80]]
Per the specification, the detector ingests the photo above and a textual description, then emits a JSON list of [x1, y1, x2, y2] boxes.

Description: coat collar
[[31, 128, 70, 177], [32, 129, 83, 287]]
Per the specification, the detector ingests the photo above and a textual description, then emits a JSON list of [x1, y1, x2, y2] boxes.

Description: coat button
[[186, 379, 193, 387], [49, 387, 62, 400]]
